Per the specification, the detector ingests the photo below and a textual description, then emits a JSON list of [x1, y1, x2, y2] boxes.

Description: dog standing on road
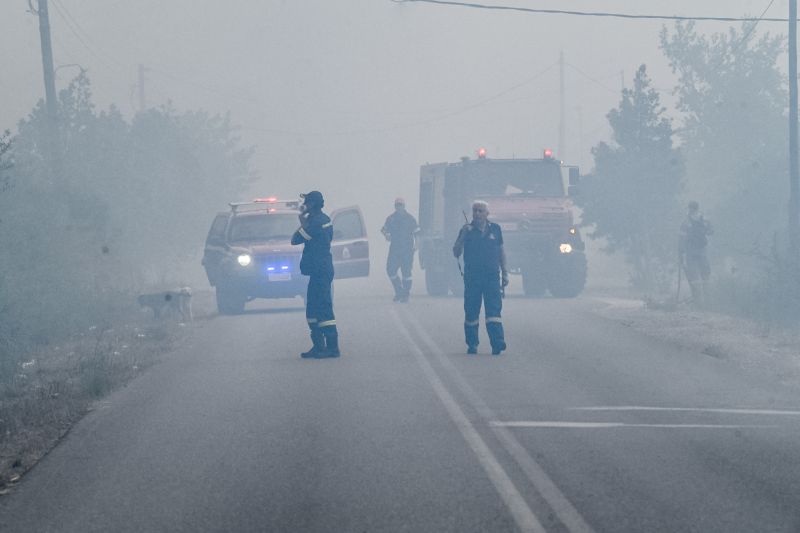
[[137, 287, 193, 322]]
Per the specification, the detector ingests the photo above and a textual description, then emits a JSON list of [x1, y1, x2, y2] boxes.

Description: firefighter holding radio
[[453, 200, 508, 356], [292, 191, 340, 359]]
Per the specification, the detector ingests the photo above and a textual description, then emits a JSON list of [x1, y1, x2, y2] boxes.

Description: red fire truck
[[418, 149, 586, 297]]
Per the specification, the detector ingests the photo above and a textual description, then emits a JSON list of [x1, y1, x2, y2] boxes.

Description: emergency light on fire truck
[[477, 147, 487, 159], [543, 148, 554, 159]]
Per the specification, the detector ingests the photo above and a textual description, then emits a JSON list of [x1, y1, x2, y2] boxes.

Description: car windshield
[[228, 213, 298, 243], [472, 161, 564, 197]]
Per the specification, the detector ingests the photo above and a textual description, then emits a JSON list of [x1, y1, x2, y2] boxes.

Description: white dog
[[137, 287, 193, 322]]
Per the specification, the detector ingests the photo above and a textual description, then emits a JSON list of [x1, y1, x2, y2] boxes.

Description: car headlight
[[559, 243, 573, 254], [237, 254, 252, 266]]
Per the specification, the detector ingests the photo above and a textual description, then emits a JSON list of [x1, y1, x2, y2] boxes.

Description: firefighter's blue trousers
[[306, 273, 338, 349], [463, 271, 505, 351], [386, 249, 414, 298]]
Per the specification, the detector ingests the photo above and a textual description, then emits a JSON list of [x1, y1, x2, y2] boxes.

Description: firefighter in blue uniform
[[381, 197, 419, 302], [453, 200, 508, 355], [291, 191, 340, 358]]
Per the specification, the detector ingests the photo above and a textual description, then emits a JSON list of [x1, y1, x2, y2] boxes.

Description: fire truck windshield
[[228, 213, 299, 243], [472, 161, 564, 198]]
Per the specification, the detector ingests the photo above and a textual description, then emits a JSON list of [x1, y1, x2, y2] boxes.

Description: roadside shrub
[[709, 237, 800, 325]]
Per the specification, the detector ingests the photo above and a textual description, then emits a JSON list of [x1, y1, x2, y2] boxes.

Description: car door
[[330, 206, 369, 279], [202, 213, 230, 286]]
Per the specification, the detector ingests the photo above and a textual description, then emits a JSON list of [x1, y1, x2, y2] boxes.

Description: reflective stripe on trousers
[[463, 271, 505, 349]]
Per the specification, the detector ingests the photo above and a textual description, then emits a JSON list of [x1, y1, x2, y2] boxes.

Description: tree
[[578, 65, 685, 291], [660, 21, 787, 260], [0, 72, 255, 349], [0, 130, 11, 198]]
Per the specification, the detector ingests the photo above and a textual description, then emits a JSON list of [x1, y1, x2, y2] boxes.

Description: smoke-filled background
[[1, 0, 797, 358]]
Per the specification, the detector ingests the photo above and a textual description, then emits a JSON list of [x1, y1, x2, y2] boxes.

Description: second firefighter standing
[[453, 200, 508, 355], [381, 198, 419, 302]]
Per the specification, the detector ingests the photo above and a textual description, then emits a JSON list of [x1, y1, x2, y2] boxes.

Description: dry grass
[[0, 321, 182, 492]]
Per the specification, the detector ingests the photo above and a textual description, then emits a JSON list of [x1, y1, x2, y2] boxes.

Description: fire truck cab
[[418, 150, 587, 298]]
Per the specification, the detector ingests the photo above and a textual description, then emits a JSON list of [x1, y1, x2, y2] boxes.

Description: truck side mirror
[[568, 185, 580, 197], [568, 167, 580, 186]]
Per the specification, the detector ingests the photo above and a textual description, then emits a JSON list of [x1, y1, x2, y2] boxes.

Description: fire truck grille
[[502, 219, 570, 236]]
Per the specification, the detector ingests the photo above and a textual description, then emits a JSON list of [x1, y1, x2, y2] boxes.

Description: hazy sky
[[1, 0, 789, 222]]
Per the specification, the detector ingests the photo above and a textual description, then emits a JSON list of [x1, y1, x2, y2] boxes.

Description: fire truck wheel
[[216, 284, 246, 314], [522, 269, 547, 297], [425, 269, 448, 296]]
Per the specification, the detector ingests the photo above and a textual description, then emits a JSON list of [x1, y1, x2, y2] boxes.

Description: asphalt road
[[3, 280, 800, 532]]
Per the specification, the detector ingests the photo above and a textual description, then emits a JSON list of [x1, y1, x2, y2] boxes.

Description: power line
[[48, 0, 126, 73], [145, 66, 261, 106], [51, 0, 95, 47], [242, 62, 558, 137], [729, 0, 777, 56], [564, 63, 617, 95], [390, 0, 791, 23]]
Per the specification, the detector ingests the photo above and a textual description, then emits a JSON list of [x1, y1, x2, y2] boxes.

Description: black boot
[[390, 276, 403, 302], [301, 329, 325, 358], [318, 326, 340, 358], [400, 278, 412, 302]]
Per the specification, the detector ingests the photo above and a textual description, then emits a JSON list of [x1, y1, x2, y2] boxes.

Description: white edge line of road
[[389, 308, 547, 533], [571, 407, 800, 416], [400, 308, 596, 533], [492, 422, 777, 429]]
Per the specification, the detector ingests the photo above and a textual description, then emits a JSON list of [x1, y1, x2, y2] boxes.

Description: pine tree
[[578, 65, 684, 291]]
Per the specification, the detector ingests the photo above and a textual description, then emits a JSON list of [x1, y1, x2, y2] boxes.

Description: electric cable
[[390, 0, 792, 23], [563, 63, 618, 95], [243, 62, 557, 137]]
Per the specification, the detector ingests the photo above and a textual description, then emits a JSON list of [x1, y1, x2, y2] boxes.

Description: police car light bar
[[229, 199, 300, 213]]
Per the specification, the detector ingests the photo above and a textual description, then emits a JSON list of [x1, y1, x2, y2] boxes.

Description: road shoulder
[[587, 294, 800, 387]]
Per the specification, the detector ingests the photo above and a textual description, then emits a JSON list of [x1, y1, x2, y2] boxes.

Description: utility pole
[[36, 0, 58, 126], [138, 64, 147, 111], [558, 50, 566, 161], [34, 0, 61, 179], [790, 0, 799, 251], [576, 105, 583, 169]]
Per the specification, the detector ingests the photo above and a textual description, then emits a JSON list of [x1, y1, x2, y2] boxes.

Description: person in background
[[381, 197, 419, 302], [679, 200, 713, 307]]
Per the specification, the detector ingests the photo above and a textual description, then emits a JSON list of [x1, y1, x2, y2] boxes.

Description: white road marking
[[390, 308, 547, 533], [493, 422, 775, 429], [572, 406, 800, 416], [401, 309, 595, 533]]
